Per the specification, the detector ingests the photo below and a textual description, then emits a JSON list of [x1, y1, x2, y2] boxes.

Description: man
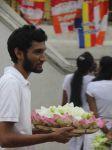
[[0, 25, 76, 150]]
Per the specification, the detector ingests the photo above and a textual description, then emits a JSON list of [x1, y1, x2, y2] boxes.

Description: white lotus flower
[[35, 103, 92, 120]]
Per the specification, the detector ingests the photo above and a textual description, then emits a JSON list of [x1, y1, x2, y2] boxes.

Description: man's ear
[[14, 48, 24, 61]]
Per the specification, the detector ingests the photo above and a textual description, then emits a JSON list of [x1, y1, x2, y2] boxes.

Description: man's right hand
[[51, 126, 80, 143]]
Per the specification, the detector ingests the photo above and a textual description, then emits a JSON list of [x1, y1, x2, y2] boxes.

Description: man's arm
[[0, 122, 75, 148]]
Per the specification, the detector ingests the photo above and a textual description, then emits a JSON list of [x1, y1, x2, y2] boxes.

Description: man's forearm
[[1, 132, 55, 148]]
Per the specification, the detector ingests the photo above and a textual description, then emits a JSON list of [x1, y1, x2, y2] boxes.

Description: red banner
[[17, 0, 44, 25], [51, 0, 82, 33]]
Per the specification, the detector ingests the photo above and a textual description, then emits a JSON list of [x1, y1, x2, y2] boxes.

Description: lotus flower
[[96, 118, 105, 128], [93, 133, 112, 150], [31, 103, 106, 130]]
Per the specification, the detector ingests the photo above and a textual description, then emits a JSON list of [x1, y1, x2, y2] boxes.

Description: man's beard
[[23, 55, 43, 73]]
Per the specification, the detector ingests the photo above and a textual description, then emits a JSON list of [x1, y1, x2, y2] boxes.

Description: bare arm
[[61, 90, 68, 106], [0, 122, 75, 148], [86, 94, 98, 117], [0, 122, 55, 147]]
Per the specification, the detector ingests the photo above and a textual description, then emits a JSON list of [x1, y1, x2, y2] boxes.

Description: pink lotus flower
[[96, 118, 105, 128], [31, 104, 106, 131], [73, 120, 80, 128], [53, 114, 73, 127], [31, 111, 43, 125], [40, 116, 57, 126]]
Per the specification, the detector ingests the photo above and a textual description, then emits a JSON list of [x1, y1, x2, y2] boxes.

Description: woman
[[61, 52, 95, 150], [84, 56, 112, 150]]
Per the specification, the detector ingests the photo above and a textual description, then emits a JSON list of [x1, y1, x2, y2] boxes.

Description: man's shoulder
[[0, 73, 19, 87]]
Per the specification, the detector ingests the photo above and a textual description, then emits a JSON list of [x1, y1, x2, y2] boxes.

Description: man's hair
[[7, 25, 47, 63]]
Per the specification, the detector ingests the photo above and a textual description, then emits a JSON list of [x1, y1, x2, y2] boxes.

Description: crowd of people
[[61, 52, 112, 150], [0, 24, 112, 150]]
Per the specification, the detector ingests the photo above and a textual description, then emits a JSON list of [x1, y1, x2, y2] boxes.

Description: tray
[[34, 124, 99, 134]]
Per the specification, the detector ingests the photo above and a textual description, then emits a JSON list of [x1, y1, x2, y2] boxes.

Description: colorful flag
[[77, 0, 109, 48], [16, 0, 22, 3], [28, 0, 46, 2], [17, 0, 45, 25], [51, 0, 82, 34]]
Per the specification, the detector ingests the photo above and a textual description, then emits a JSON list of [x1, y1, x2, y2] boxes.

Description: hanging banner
[[17, 0, 44, 25], [76, 0, 109, 48], [16, 0, 22, 3], [28, 0, 46, 2], [51, 0, 82, 34], [94, 0, 109, 46]]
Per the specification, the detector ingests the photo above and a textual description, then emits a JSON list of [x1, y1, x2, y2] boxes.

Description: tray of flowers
[[31, 103, 105, 134]]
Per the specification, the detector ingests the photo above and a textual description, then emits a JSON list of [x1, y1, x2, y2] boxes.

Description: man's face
[[23, 41, 46, 73]]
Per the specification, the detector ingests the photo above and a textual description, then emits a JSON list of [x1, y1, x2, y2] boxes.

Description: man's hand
[[51, 126, 81, 143], [0, 122, 81, 147]]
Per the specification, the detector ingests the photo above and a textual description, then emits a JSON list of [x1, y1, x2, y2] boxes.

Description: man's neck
[[14, 64, 30, 79]]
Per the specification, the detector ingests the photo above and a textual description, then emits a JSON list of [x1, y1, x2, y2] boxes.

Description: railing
[[4, 0, 19, 12]]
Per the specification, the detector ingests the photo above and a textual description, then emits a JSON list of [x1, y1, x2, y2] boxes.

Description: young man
[[0, 25, 76, 149]]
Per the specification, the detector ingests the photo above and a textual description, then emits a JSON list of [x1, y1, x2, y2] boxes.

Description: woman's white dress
[[62, 74, 94, 150]]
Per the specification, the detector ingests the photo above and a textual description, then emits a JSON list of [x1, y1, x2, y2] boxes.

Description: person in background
[[84, 56, 112, 150], [0, 24, 78, 150], [61, 52, 95, 150]]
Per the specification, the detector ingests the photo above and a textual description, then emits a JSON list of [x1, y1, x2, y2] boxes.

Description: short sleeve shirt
[[87, 80, 112, 119], [0, 66, 36, 150], [62, 73, 94, 111]]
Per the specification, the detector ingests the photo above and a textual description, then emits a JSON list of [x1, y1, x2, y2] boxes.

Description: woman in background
[[84, 56, 112, 150], [61, 52, 95, 150]]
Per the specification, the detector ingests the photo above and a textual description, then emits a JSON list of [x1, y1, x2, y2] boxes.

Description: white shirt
[[63, 73, 94, 111], [84, 80, 112, 150], [87, 80, 112, 119], [62, 73, 94, 150], [0, 66, 36, 150]]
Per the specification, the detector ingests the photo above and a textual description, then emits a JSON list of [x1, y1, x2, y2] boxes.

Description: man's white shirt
[[0, 66, 36, 150]]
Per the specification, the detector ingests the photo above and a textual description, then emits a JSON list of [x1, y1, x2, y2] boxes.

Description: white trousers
[[68, 135, 84, 150]]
